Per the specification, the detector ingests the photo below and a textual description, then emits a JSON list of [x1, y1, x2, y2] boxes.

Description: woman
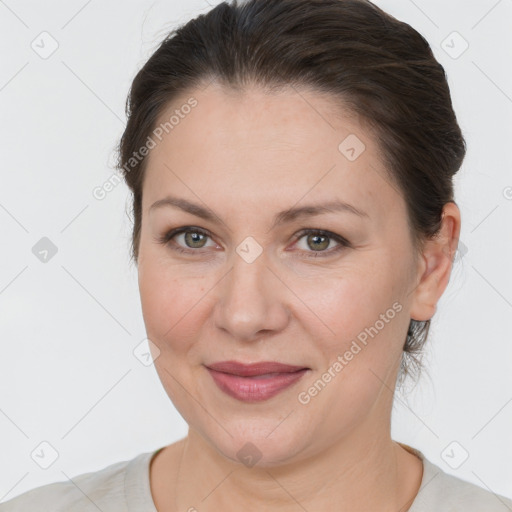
[[2, 0, 511, 510]]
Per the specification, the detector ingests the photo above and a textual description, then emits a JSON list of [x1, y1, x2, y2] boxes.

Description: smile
[[205, 361, 310, 402]]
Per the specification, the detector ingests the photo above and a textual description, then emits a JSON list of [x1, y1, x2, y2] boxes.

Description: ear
[[409, 202, 461, 322]]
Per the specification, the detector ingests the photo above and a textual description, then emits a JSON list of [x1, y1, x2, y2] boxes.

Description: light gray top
[[1, 443, 511, 511]]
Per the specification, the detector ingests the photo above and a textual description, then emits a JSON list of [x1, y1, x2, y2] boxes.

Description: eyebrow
[[149, 195, 369, 229]]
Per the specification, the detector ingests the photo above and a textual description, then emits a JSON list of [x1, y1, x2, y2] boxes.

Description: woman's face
[[137, 83, 426, 466]]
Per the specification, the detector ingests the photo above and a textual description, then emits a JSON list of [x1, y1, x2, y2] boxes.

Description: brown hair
[[116, 0, 466, 388]]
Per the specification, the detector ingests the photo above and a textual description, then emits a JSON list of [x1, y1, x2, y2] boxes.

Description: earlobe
[[408, 202, 461, 322]]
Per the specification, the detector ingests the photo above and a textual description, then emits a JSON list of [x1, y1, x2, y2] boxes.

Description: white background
[[1, 0, 511, 503]]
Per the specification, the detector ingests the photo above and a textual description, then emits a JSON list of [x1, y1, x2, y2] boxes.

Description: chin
[[200, 421, 311, 469]]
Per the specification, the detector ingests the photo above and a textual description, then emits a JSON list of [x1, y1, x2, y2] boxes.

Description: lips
[[205, 360, 310, 402], [206, 360, 308, 377]]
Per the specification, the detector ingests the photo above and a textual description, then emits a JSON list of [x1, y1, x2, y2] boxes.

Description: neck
[[172, 417, 421, 511]]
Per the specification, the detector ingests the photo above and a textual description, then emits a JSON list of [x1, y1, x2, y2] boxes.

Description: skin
[[136, 81, 461, 512]]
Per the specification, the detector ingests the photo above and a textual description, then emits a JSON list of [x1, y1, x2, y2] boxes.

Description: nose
[[213, 244, 290, 342]]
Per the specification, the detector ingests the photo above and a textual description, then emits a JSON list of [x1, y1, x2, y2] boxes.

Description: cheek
[[292, 265, 405, 348], [292, 273, 406, 432], [138, 257, 212, 352], [292, 271, 409, 417]]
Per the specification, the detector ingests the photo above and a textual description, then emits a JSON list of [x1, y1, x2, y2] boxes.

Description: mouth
[[205, 360, 310, 402]]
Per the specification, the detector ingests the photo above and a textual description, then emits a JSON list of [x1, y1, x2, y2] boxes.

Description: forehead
[[142, 83, 401, 223]]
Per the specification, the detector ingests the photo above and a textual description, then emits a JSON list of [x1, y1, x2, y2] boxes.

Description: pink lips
[[205, 360, 309, 402]]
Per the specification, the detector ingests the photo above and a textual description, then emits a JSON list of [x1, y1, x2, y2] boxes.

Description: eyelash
[[156, 226, 351, 259]]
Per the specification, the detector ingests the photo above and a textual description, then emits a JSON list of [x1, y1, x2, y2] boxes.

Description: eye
[[155, 226, 218, 254], [155, 226, 350, 258], [291, 229, 350, 258]]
